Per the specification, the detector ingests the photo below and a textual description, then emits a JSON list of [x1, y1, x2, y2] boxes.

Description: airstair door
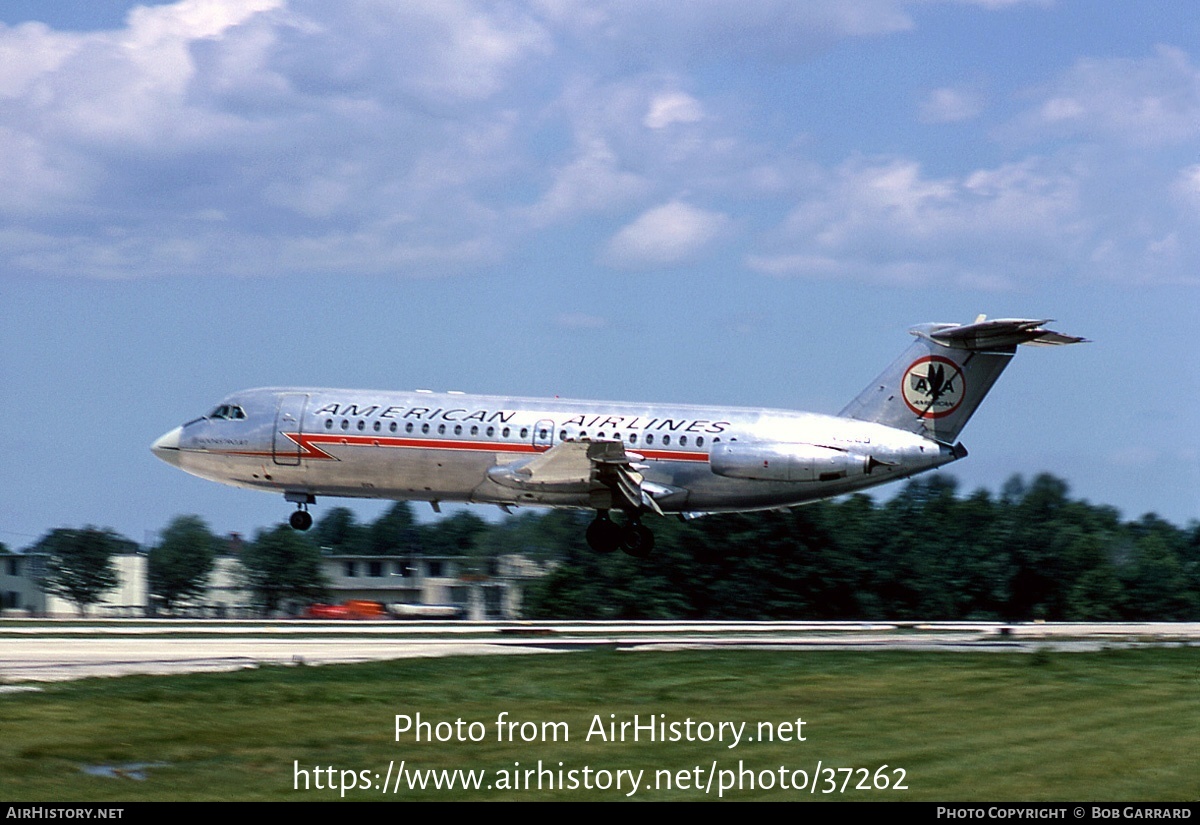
[[272, 393, 309, 466]]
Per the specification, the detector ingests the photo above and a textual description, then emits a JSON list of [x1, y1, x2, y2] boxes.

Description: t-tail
[[839, 317, 1087, 445]]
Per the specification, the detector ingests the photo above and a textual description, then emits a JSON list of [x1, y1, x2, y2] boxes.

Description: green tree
[[239, 525, 328, 615], [365, 502, 421, 555], [33, 527, 132, 616], [422, 511, 491, 573], [1121, 532, 1195, 619], [148, 515, 218, 613], [311, 507, 368, 555], [422, 511, 488, 555], [1066, 564, 1124, 621]]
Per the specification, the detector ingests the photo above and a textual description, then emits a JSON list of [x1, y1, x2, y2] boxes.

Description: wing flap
[[486, 439, 672, 513]]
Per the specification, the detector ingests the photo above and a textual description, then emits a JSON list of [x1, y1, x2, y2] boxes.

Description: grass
[[0, 647, 1197, 801]]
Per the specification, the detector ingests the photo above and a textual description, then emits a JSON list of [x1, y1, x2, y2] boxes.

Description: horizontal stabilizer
[[916, 318, 1088, 351]]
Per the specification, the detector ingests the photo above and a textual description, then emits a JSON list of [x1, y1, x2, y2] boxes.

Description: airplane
[[152, 316, 1084, 557]]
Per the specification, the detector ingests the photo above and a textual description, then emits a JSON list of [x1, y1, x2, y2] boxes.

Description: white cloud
[[276, 1, 552, 105], [1171, 164, 1200, 210], [645, 91, 704, 129], [603, 200, 730, 268], [0, 126, 86, 214], [0, 21, 78, 98], [919, 86, 983, 123], [55, 0, 279, 144], [749, 156, 1085, 285], [524, 137, 650, 227], [262, 162, 359, 219], [1011, 45, 1200, 146], [3, 0, 1192, 289], [0, 0, 546, 277]]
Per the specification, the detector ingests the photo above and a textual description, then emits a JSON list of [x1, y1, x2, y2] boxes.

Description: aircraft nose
[[151, 426, 183, 467]]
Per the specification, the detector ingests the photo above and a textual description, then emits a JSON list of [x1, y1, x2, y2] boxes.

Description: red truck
[[303, 600, 389, 619]]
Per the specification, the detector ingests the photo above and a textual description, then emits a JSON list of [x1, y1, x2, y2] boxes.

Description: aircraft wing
[[487, 440, 666, 514]]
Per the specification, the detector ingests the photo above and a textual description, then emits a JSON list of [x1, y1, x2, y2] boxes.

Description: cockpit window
[[208, 404, 246, 421]]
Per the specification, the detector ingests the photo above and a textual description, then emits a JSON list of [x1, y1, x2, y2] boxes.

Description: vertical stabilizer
[[839, 318, 1086, 444]]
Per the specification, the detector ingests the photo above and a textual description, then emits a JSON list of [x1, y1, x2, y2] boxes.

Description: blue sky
[[2, 0, 1197, 549]]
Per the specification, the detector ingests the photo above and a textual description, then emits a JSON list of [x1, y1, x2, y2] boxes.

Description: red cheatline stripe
[[210, 434, 711, 463]]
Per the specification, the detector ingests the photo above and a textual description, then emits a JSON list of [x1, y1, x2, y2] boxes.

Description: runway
[[1, 621, 1197, 683]]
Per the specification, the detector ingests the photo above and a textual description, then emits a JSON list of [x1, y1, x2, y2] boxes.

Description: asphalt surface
[[1, 621, 1197, 683]]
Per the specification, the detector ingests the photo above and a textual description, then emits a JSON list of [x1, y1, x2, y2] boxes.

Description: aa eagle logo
[[902, 356, 965, 418]]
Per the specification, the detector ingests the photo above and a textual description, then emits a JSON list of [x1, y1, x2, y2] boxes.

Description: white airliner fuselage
[[153, 318, 1083, 556]]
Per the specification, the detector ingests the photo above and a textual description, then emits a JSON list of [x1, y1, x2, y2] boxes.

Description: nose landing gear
[[285, 491, 315, 531]]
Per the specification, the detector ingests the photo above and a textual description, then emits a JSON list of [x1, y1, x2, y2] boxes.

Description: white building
[[0, 550, 549, 619], [1, 553, 148, 617], [311, 554, 547, 619]]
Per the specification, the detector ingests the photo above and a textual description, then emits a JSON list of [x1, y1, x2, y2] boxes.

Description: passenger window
[[663, 435, 671, 445], [697, 437, 704, 447], [373, 421, 381, 432], [422, 424, 430, 434], [646, 434, 654, 445], [438, 424, 446, 434], [680, 436, 687, 446], [486, 426, 494, 437], [629, 434, 637, 444], [325, 419, 333, 430], [390, 422, 397, 432], [341, 419, 349, 430], [502, 427, 510, 438], [357, 420, 365, 431], [471, 425, 479, 435], [454, 425, 462, 435], [406, 422, 414, 433]]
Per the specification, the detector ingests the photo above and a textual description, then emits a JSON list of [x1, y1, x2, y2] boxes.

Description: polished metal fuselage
[[157, 386, 960, 514]]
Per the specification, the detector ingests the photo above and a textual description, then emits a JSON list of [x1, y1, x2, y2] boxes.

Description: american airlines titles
[[314, 404, 730, 434], [315, 403, 515, 424]]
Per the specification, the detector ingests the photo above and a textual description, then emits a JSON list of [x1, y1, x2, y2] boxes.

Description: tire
[[586, 516, 621, 553], [620, 523, 655, 558]]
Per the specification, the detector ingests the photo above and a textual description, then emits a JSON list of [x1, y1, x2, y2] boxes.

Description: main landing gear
[[586, 510, 654, 558]]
